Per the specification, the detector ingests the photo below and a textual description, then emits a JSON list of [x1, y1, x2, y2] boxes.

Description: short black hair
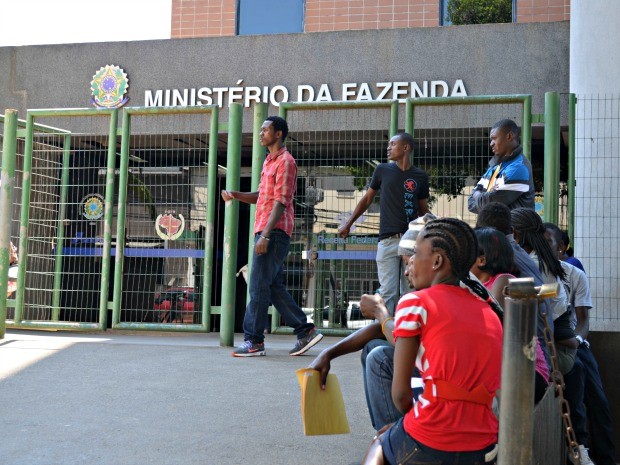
[[396, 132, 414, 152], [492, 119, 520, 140], [475, 227, 515, 276], [265, 116, 289, 142], [475, 202, 512, 235]]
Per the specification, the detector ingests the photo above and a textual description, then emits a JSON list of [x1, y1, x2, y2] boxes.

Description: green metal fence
[[1, 106, 222, 333], [273, 101, 399, 336], [264, 95, 572, 335], [1, 94, 574, 339], [10, 109, 116, 330]]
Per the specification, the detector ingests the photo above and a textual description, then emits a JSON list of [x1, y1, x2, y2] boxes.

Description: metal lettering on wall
[[144, 79, 467, 108]]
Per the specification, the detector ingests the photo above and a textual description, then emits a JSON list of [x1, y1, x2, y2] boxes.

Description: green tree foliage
[[447, 0, 512, 25]]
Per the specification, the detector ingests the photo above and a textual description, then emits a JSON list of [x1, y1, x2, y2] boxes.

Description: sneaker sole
[[289, 333, 324, 356], [232, 350, 266, 357]]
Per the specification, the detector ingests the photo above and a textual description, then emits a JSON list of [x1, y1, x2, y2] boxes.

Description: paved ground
[[0, 329, 374, 465]]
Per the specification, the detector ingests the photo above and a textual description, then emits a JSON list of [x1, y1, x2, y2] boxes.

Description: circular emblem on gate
[[81, 194, 105, 220], [90, 65, 129, 108], [155, 212, 185, 240]]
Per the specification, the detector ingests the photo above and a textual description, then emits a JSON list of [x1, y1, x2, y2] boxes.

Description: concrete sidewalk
[[0, 330, 374, 465]]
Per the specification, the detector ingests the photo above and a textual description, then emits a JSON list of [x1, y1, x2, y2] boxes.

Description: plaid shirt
[[254, 146, 297, 237]]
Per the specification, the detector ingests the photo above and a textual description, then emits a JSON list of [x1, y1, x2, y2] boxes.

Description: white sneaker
[[569, 444, 595, 465]]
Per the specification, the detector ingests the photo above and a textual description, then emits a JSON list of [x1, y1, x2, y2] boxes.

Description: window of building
[[237, 0, 305, 36], [440, 0, 452, 26], [440, 0, 516, 26]]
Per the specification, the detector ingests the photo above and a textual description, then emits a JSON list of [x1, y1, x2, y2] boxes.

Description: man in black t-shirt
[[339, 132, 429, 315]]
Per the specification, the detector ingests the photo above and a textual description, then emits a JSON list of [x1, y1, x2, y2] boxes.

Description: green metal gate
[[9, 108, 117, 330], [2, 94, 574, 338], [2, 106, 221, 333], [111, 106, 220, 331]]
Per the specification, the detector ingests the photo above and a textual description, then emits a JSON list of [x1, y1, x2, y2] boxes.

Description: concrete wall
[[570, 2, 620, 461], [1, 21, 568, 132]]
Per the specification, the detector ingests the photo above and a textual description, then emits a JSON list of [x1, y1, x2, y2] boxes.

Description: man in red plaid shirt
[[221, 116, 323, 357]]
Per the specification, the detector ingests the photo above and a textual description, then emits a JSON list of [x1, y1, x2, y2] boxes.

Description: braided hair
[[511, 208, 566, 280], [422, 218, 504, 321]]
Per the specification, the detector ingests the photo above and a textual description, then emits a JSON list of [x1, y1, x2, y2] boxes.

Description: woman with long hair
[[471, 227, 549, 403], [363, 218, 502, 465], [511, 207, 575, 375]]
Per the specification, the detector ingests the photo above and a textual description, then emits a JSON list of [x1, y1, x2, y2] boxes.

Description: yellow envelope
[[295, 368, 350, 436]]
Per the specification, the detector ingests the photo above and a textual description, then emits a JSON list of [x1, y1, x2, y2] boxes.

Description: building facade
[[171, 0, 571, 38]]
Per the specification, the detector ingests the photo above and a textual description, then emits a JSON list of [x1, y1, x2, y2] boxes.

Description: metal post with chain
[[537, 284, 582, 464]]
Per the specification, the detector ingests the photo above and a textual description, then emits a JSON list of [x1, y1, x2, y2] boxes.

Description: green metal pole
[[390, 101, 398, 138], [112, 110, 132, 327], [51, 134, 72, 321], [98, 109, 119, 330], [203, 107, 219, 332], [0, 109, 18, 338], [405, 100, 414, 136], [522, 95, 532, 160], [15, 113, 36, 323], [543, 92, 560, 224], [568, 94, 576, 244], [247, 104, 267, 306], [220, 103, 243, 346]]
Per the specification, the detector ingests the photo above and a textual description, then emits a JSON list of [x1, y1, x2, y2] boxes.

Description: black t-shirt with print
[[369, 163, 429, 240]]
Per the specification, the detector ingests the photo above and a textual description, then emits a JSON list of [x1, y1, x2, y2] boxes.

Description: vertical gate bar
[[14, 112, 36, 323], [390, 100, 398, 138], [203, 107, 219, 332], [568, 94, 576, 244], [0, 109, 18, 337], [51, 133, 72, 321], [112, 110, 132, 327], [220, 103, 242, 346], [522, 95, 532, 160], [544, 91, 560, 224], [98, 109, 118, 330], [248, 104, 267, 308], [405, 100, 413, 136]]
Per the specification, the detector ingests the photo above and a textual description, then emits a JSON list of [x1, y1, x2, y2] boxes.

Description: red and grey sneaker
[[289, 329, 324, 356], [232, 340, 266, 357]]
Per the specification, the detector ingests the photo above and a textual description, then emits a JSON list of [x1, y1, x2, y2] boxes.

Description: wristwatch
[[575, 335, 590, 348]]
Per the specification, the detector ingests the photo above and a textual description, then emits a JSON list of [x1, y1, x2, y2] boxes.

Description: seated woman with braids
[[510, 207, 574, 375], [471, 227, 549, 404], [363, 218, 503, 465]]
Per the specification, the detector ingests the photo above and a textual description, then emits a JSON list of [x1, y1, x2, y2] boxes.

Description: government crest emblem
[[91, 65, 129, 108], [81, 194, 105, 220], [155, 212, 185, 241]]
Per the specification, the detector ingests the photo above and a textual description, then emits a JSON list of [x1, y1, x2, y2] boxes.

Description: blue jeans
[[361, 339, 402, 430], [381, 419, 496, 465], [376, 236, 410, 315], [243, 230, 314, 343], [361, 339, 422, 431]]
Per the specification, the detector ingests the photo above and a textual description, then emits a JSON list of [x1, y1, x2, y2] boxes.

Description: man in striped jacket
[[468, 119, 535, 214]]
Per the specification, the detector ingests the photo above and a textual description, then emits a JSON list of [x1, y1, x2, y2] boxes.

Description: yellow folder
[[295, 368, 350, 436]]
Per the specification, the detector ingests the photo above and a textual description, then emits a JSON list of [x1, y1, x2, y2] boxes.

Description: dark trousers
[[243, 230, 314, 343], [564, 345, 616, 465]]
